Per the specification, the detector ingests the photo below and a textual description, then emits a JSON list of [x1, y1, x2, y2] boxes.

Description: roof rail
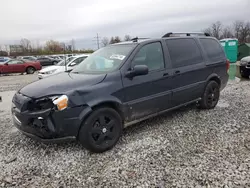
[[162, 32, 210, 38], [131, 37, 150, 42]]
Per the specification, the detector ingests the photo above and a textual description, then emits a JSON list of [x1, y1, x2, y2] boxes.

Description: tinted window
[[200, 38, 225, 62], [166, 38, 203, 68], [132, 42, 164, 71]]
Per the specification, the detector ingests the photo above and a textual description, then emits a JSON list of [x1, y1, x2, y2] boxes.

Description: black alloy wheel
[[199, 81, 220, 109], [78, 107, 122, 153], [26, 67, 35, 74]]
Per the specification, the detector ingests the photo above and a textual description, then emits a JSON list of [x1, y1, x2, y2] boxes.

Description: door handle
[[163, 73, 169, 77], [174, 70, 181, 75]]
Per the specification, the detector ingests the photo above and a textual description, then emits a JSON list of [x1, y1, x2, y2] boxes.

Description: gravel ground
[[0, 74, 250, 187]]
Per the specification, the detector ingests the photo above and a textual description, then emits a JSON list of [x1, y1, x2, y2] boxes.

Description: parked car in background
[[18, 56, 37, 61], [12, 32, 229, 153], [239, 56, 250, 78], [49, 55, 63, 61], [36, 57, 60, 66], [0, 57, 11, 62], [0, 59, 41, 74], [38, 55, 89, 79]]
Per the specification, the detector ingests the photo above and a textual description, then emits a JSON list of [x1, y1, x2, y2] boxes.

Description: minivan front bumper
[[11, 92, 88, 143]]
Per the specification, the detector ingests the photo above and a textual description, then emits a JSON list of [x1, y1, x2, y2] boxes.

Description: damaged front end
[[11, 92, 84, 142]]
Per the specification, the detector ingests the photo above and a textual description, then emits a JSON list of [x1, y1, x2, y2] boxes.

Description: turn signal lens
[[53, 95, 68, 111]]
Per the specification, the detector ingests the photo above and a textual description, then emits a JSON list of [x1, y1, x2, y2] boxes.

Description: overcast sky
[[0, 0, 249, 49]]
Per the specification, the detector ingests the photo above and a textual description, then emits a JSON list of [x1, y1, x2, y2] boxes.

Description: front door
[[12, 60, 26, 73], [122, 41, 172, 121]]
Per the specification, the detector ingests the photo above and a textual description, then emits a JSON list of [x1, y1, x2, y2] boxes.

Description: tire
[[198, 81, 220, 109], [26, 67, 36, 74], [52, 61, 57, 65], [240, 72, 249, 79], [78, 107, 122, 153]]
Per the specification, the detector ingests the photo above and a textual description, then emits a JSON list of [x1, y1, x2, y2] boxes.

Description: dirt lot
[[0, 73, 250, 187]]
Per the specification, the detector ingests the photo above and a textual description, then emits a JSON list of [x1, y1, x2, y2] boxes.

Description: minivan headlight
[[32, 95, 68, 111], [53, 95, 68, 111]]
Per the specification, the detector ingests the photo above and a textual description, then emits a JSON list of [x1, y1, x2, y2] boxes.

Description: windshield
[[71, 44, 135, 74], [56, 57, 75, 66]]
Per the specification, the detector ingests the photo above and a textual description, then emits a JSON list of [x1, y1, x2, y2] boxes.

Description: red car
[[0, 59, 42, 74]]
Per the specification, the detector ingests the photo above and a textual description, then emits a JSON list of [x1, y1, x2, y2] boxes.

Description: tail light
[[226, 59, 230, 71]]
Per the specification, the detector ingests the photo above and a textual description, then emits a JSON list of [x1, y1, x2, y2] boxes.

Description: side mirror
[[125, 65, 148, 78]]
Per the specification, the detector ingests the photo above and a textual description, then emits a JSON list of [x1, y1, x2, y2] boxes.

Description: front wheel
[[198, 81, 220, 109], [78, 107, 122, 153], [26, 67, 35, 74]]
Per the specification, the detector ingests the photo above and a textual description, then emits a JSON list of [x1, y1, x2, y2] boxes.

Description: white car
[[38, 55, 89, 79]]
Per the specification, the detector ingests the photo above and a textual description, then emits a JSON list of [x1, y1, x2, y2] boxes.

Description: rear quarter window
[[165, 38, 203, 68], [199, 38, 225, 62]]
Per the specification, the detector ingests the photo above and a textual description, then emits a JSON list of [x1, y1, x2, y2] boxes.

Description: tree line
[[101, 35, 132, 47], [204, 20, 250, 44], [0, 39, 94, 56], [1, 20, 249, 56]]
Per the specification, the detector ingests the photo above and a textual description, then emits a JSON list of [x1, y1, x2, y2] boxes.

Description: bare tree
[[203, 21, 222, 39], [233, 21, 250, 44], [221, 26, 234, 39], [20, 38, 31, 52], [203, 28, 212, 36], [114, 36, 121, 43], [124, 35, 131, 41], [101, 37, 109, 47], [211, 21, 222, 39], [45, 40, 62, 52], [109, 37, 115, 44], [233, 20, 243, 40]]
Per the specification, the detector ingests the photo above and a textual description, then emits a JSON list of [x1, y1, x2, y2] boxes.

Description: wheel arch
[[206, 74, 221, 88], [77, 97, 125, 137], [26, 66, 36, 72]]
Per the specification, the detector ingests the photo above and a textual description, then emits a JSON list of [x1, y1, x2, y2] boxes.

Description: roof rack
[[131, 37, 150, 42], [162, 32, 210, 38]]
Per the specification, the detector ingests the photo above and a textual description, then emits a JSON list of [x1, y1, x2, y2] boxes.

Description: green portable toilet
[[220, 38, 238, 63], [238, 43, 250, 61]]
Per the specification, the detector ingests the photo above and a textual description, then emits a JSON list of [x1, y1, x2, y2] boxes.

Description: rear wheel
[[26, 67, 35, 74], [198, 81, 220, 109], [52, 61, 57, 65], [78, 107, 122, 153]]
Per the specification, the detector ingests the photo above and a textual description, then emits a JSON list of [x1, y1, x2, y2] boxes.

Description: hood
[[241, 56, 250, 62], [19, 72, 106, 98], [39, 66, 60, 73]]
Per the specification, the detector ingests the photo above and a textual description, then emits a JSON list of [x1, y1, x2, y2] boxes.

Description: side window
[[8, 60, 18, 64], [166, 38, 203, 68], [199, 38, 225, 62], [132, 42, 164, 71], [16, 61, 23, 64]]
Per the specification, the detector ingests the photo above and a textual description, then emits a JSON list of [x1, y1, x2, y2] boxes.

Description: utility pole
[[94, 33, 100, 49]]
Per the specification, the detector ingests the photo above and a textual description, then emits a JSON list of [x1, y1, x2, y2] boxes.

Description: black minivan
[[12, 32, 229, 153]]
